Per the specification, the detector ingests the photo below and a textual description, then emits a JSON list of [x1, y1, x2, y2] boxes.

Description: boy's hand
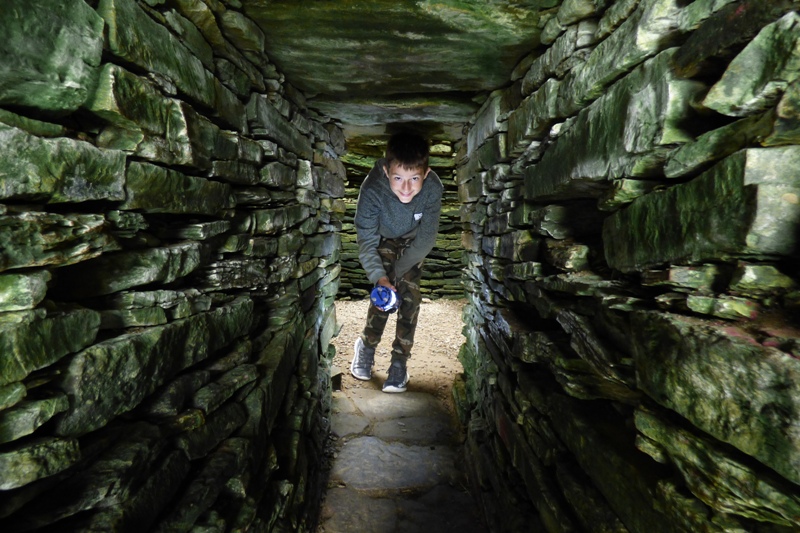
[[376, 276, 396, 292]]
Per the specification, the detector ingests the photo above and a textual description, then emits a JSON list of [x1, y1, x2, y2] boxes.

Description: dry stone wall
[[0, 0, 344, 531], [457, 1, 800, 532], [338, 151, 465, 300]]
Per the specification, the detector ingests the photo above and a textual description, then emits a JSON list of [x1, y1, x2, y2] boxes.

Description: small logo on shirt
[[414, 213, 423, 221]]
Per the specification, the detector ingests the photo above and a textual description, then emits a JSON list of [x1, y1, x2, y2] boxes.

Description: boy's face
[[384, 163, 431, 203]]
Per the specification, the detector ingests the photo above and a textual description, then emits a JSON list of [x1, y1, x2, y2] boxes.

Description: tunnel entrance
[[3, 1, 800, 532]]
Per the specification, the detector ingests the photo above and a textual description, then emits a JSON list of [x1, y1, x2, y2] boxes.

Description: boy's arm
[[393, 191, 442, 279], [355, 185, 389, 285]]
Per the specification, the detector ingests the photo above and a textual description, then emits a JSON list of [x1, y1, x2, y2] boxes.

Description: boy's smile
[[384, 164, 431, 203]]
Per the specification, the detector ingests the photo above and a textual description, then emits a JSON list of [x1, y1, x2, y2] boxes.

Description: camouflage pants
[[360, 237, 423, 363]]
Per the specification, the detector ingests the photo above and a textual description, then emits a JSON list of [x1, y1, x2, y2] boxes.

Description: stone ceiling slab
[[242, 0, 558, 141]]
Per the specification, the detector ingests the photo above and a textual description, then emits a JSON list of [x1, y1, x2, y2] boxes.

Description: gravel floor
[[331, 298, 467, 413]]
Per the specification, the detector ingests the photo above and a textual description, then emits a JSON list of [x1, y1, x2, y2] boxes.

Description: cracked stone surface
[[320, 390, 486, 532]]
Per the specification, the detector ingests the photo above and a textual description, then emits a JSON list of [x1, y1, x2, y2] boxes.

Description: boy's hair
[[385, 132, 429, 172]]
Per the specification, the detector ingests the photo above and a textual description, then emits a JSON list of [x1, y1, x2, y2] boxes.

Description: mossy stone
[[247, 94, 313, 159], [0, 306, 100, 387], [122, 162, 234, 215], [164, 10, 215, 69], [0, 270, 50, 312], [525, 49, 704, 202], [704, 12, 800, 117], [98, 0, 214, 118], [54, 297, 253, 436], [663, 112, 774, 178], [158, 437, 250, 530], [0, 212, 119, 272], [219, 10, 265, 53], [99, 307, 169, 329], [636, 406, 800, 527], [191, 365, 258, 415], [672, 0, 795, 78], [729, 263, 797, 295], [89, 64, 214, 170], [0, 437, 80, 490], [55, 242, 206, 299], [156, 221, 231, 241], [556, 0, 684, 117], [260, 162, 296, 191], [0, 124, 126, 204], [0, 394, 69, 445], [175, 404, 248, 461], [0, 109, 66, 138], [0, 0, 103, 112], [632, 310, 800, 485], [685, 294, 759, 320], [0, 383, 27, 411], [604, 147, 800, 272], [544, 393, 679, 533], [482, 231, 540, 262]]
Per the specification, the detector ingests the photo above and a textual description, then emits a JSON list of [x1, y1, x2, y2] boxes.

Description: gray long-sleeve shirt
[[354, 159, 443, 284]]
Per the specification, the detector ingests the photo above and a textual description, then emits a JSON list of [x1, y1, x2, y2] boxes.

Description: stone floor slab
[[320, 487, 397, 533], [330, 436, 462, 491], [331, 412, 369, 438], [372, 415, 456, 445], [332, 391, 358, 414], [396, 485, 488, 533], [348, 388, 447, 422]]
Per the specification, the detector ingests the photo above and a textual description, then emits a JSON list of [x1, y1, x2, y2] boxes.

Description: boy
[[350, 131, 443, 393]]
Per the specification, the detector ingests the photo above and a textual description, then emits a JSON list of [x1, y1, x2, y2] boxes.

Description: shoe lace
[[387, 362, 405, 382], [355, 347, 374, 371]]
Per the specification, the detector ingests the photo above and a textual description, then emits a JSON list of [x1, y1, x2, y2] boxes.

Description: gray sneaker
[[350, 337, 375, 381], [382, 360, 409, 393]]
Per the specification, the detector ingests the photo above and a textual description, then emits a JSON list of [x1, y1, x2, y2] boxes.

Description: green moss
[[244, 0, 549, 137]]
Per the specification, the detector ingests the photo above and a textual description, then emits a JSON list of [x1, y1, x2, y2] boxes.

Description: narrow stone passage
[[318, 299, 485, 533]]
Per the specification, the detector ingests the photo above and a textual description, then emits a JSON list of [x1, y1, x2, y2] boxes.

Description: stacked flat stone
[[0, 0, 343, 531], [457, 0, 800, 531], [337, 150, 465, 300]]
